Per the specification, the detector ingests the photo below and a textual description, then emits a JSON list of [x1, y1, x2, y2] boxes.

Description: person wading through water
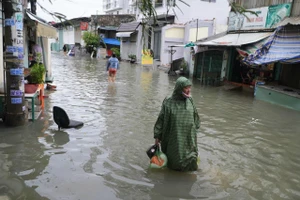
[[106, 53, 119, 82], [153, 77, 200, 171]]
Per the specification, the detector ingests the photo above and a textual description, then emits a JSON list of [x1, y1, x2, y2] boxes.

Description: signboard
[[10, 68, 24, 76], [80, 22, 89, 31], [5, 19, 15, 26], [141, 49, 153, 65], [6, 46, 17, 53], [243, 7, 268, 30], [228, 7, 268, 31], [16, 22, 23, 31], [10, 90, 23, 97], [11, 98, 22, 104], [228, 3, 292, 31], [228, 12, 244, 31], [266, 3, 291, 28]]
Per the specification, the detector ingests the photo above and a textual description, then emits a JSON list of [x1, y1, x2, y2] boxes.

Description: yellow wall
[[189, 27, 209, 42], [165, 27, 185, 39]]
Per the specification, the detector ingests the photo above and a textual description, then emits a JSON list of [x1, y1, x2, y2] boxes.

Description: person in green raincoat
[[154, 77, 200, 171]]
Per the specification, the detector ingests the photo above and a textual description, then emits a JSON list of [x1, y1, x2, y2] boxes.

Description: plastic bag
[[146, 144, 158, 159], [149, 143, 168, 169]]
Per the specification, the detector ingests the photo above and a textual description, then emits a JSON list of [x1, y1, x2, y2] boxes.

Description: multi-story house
[[103, 0, 137, 15]]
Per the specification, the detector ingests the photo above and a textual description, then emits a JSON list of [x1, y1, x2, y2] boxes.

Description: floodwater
[[0, 52, 300, 200]]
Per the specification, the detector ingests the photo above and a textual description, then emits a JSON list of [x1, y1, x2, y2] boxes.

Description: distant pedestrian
[[63, 44, 67, 56], [153, 77, 200, 171], [106, 53, 119, 82]]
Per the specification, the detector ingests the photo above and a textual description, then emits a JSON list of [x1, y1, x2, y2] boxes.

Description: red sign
[[80, 22, 89, 31]]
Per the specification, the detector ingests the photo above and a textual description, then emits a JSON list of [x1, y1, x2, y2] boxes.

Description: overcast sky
[[36, 0, 104, 22]]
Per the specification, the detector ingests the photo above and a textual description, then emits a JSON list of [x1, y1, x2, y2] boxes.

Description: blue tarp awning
[[102, 38, 120, 46], [243, 25, 300, 65]]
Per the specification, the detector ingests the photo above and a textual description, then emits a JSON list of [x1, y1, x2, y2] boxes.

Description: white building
[[52, 18, 91, 51], [133, 0, 231, 74], [103, 0, 137, 15]]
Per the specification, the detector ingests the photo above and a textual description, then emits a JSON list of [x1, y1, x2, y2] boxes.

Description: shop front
[[25, 11, 57, 82], [242, 23, 300, 111], [196, 32, 273, 87], [23, 11, 56, 120]]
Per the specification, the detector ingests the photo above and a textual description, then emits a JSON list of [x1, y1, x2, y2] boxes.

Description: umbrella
[[185, 42, 196, 48]]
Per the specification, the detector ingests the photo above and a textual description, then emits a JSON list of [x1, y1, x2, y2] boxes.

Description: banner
[[228, 3, 292, 31], [80, 22, 89, 31], [265, 3, 292, 28], [141, 49, 153, 65], [228, 7, 268, 31], [243, 7, 268, 30]]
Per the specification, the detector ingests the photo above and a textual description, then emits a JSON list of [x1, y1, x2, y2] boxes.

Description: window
[[155, 0, 163, 8], [201, 0, 216, 2]]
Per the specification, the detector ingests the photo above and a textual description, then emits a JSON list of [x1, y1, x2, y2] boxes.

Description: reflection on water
[[0, 124, 51, 199], [0, 52, 300, 199], [150, 171, 198, 199], [53, 131, 70, 146], [107, 83, 117, 97]]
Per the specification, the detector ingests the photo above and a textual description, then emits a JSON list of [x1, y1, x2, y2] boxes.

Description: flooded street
[[1, 52, 300, 200]]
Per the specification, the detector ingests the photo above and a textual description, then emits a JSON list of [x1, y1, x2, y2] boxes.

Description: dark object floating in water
[[53, 106, 84, 130]]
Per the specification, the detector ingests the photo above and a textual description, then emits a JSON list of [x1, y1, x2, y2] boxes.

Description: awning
[[117, 22, 140, 32], [97, 26, 118, 31], [236, 38, 268, 57], [26, 11, 57, 38], [198, 32, 273, 47], [116, 32, 134, 38], [169, 44, 185, 47], [274, 17, 300, 28], [102, 38, 120, 46], [243, 25, 300, 65]]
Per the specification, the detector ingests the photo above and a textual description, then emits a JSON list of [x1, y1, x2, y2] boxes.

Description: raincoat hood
[[172, 77, 192, 100]]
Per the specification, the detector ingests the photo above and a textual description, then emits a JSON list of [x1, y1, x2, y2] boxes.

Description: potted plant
[[128, 54, 136, 63], [25, 55, 46, 93]]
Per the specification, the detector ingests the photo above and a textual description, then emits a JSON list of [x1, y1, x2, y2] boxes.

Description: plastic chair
[[53, 106, 84, 130]]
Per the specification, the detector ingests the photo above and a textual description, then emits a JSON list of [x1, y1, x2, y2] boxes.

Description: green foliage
[[136, 0, 190, 49], [229, 1, 258, 19], [128, 54, 136, 60], [111, 48, 121, 59], [180, 59, 188, 71], [29, 63, 45, 84], [82, 32, 100, 48]]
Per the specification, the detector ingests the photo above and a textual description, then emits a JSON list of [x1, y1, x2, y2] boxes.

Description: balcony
[[103, 0, 122, 12]]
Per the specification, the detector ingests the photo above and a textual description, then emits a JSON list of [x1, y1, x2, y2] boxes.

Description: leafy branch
[[229, 1, 258, 20]]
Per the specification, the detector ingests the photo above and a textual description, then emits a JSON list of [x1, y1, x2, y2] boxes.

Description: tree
[[82, 32, 101, 54]]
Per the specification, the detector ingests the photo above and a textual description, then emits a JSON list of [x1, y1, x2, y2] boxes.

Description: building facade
[[196, 0, 300, 111], [134, 0, 230, 73], [103, 0, 137, 15], [52, 17, 91, 52]]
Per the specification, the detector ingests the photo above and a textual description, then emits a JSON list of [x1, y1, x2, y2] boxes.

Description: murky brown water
[[0, 52, 300, 200]]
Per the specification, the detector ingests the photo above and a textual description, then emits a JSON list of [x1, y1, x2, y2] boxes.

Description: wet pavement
[[0, 52, 300, 200]]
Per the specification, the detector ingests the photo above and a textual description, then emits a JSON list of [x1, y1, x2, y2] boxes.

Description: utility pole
[[3, 0, 26, 126]]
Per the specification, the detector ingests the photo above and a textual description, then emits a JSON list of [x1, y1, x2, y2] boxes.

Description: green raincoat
[[154, 77, 200, 171]]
